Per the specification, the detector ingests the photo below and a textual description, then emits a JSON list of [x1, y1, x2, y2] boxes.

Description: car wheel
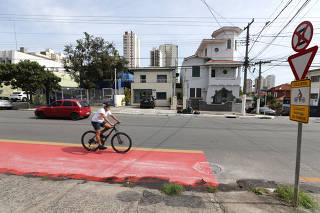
[[22, 97, 27, 102], [36, 111, 46, 119], [84, 115, 89, 119], [70, 112, 80, 120]]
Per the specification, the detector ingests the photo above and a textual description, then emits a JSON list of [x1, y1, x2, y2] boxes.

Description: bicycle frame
[[101, 124, 120, 144]]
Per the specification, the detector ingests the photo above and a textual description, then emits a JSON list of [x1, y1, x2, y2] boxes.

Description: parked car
[[140, 96, 155, 109], [281, 106, 290, 116], [34, 99, 91, 120], [252, 107, 276, 115], [0, 97, 13, 109], [10, 91, 28, 102]]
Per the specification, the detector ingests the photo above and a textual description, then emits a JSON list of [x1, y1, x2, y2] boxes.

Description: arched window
[[204, 48, 207, 56], [227, 39, 231, 49]]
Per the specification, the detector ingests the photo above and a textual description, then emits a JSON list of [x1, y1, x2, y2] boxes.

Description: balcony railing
[[209, 78, 241, 86]]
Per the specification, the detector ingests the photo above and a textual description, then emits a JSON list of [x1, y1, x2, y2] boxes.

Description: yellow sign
[[290, 79, 311, 124], [290, 105, 309, 123]]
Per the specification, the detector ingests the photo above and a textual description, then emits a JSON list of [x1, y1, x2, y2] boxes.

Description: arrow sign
[[288, 46, 318, 80]]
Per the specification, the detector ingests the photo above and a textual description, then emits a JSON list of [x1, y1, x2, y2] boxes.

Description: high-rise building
[[159, 44, 178, 67], [150, 48, 162, 67], [246, 79, 253, 93], [123, 31, 140, 68], [266, 74, 276, 89], [255, 77, 268, 92]]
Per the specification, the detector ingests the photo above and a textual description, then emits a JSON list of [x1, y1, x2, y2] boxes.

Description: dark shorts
[[91, 121, 107, 131]]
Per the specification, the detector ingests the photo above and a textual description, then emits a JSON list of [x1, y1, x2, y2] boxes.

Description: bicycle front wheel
[[81, 131, 99, 151], [111, 132, 132, 153]]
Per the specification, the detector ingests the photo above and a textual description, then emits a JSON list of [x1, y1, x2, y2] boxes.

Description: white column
[[242, 94, 246, 116]]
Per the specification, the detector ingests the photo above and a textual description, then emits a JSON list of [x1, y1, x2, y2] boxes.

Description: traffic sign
[[292, 21, 313, 52], [290, 79, 311, 124], [288, 46, 318, 80]]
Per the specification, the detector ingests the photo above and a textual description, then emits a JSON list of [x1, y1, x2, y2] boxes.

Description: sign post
[[288, 21, 318, 208]]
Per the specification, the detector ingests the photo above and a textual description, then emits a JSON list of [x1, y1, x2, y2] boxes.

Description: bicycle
[[81, 122, 132, 153]]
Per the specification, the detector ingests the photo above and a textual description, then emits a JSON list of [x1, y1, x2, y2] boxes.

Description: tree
[[0, 60, 61, 104], [63, 32, 128, 90]]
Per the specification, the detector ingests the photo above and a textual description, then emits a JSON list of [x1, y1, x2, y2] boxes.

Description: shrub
[[161, 183, 184, 195]]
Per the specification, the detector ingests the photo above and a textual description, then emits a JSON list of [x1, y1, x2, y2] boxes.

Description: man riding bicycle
[[91, 103, 121, 150]]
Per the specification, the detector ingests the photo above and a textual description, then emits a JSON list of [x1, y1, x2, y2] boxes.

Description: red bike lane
[[0, 139, 218, 187]]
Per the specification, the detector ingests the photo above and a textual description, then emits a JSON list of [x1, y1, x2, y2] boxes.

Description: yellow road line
[[0, 139, 203, 153], [300, 177, 320, 183]]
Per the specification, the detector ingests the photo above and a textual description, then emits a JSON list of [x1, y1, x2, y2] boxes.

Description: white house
[[130, 67, 176, 107], [306, 68, 320, 106], [181, 27, 243, 106]]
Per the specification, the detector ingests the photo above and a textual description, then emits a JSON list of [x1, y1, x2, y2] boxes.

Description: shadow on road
[[61, 146, 115, 155]]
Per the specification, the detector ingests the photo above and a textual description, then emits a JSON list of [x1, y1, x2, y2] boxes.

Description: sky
[[1, 0, 320, 86]]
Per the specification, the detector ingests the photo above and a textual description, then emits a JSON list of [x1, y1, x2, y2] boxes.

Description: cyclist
[[91, 102, 121, 150]]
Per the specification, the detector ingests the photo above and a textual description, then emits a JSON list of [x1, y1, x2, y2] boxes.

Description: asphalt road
[[1, 110, 320, 186]]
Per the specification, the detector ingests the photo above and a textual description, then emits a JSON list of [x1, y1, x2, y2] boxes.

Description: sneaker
[[98, 145, 107, 150]]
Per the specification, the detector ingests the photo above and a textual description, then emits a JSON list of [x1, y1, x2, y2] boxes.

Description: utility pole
[[242, 18, 254, 116], [255, 60, 271, 114]]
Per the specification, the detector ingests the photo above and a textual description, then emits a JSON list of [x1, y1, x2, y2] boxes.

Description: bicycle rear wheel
[[111, 132, 132, 153], [81, 131, 99, 151]]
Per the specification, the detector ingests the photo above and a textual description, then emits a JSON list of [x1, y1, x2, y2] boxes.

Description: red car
[[35, 99, 91, 120]]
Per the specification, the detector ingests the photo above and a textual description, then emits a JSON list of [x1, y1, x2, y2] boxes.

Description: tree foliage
[[63, 32, 128, 89]]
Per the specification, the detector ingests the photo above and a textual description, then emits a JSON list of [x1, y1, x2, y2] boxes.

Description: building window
[[311, 75, 320, 82], [204, 48, 207, 56], [190, 88, 201, 98], [215, 48, 219, 52], [192, 66, 200, 77], [156, 92, 167, 100], [196, 88, 202, 98], [190, 88, 195, 97], [157, 75, 167, 83], [227, 39, 231, 49], [211, 69, 215, 78], [223, 69, 228, 74], [311, 93, 318, 99], [140, 75, 146, 83]]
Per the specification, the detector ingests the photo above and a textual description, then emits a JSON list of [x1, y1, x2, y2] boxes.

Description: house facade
[[267, 84, 291, 102], [181, 27, 243, 106], [306, 69, 320, 106], [130, 67, 176, 107]]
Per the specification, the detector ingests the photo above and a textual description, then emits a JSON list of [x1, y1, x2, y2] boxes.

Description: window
[[190, 88, 195, 98], [190, 88, 201, 98], [156, 92, 167, 100], [78, 101, 89, 107], [227, 39, 231, 49], [235, 40, 237, 50], [140, 75, 146, 83], [157, 75, 167, 83], [192, 66, 200, 77], [204, 48, 207, 56], [311, 75, 320, 82], [311, 93, 318, 99], [63, 101, 73, 107], [196, 88, 202, 98], [211, 69, 215, 78], [223, 69, 228, 74], [51, 101, 62, 107]]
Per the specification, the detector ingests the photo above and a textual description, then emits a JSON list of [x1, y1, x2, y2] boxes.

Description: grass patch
[[40, 177, 50, 181], [161, 183, 184, 196], [259, 117, 271, 119], [249, 187, 270, 195], [122, 181, 135, 188], [207, 186, 218, 193], [274, 185, 320, 211]]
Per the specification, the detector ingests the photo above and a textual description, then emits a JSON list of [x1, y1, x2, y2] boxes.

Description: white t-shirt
[[91, 108, 112, 123]]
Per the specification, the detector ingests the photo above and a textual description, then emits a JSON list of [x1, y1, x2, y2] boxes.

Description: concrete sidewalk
[[0, 174, 311, 213]]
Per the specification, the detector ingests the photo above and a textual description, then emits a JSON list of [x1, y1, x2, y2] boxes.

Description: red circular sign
[[292, 21, 313, 52]]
